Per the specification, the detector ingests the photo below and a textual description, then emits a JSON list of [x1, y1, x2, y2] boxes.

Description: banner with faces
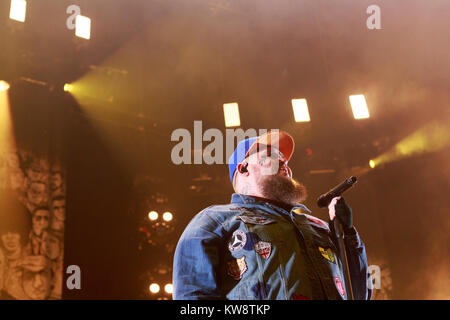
[[0, 149, 65, 300]]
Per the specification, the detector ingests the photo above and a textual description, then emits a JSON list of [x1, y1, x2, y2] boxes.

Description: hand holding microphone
[[328, 196, 353, 229], [317, 176, 357, 230]]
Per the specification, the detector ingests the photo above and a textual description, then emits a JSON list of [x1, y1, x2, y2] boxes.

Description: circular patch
[[228, 230, 247, 252]]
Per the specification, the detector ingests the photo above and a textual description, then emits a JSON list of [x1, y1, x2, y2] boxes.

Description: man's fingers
[[328, 197, 340, 220], [328, 196, 341, 207]]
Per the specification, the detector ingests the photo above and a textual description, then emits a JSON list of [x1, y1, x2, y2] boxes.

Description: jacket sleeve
[[343, 226, 372, 300], [172, 211, 224, 300]]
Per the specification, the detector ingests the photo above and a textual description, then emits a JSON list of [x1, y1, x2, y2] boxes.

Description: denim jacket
[[173, 193, 371, 300]]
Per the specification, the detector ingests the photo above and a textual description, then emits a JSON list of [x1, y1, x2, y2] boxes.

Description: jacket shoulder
[[182, 202, 241, 229], [198, 202, 248, 223]]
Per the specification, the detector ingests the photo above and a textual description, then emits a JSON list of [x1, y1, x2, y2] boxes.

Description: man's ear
[[237, 162, 249, 174]]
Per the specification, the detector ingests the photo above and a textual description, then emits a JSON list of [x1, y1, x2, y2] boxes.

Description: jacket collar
[[231, 193, 311, 214]]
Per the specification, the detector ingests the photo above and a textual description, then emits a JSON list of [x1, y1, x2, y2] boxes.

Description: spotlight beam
[[371, 119, 450, 167]]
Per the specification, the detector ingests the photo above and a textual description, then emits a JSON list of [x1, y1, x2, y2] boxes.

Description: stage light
[[291, 98, 311, 122], [162, 212, 173, 222], [349, 94, 370, 119], [63, 83, 73, 92], [75, 15, 91, 40], [148, 211, 158, 221], [371, 120, 450, 167], [149, 283, 160, 294], [0, 81, 10, 91], [9, 0, 27, 22], [223, 103, 240, 127], [164, 283, 173, 294], [369, 160, 375, 169]]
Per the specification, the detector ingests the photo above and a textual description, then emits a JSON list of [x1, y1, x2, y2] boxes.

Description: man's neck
[[247, 195, 294, 212]]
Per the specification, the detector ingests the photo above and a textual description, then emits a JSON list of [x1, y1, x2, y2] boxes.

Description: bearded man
[[173, 131, 371, 300]]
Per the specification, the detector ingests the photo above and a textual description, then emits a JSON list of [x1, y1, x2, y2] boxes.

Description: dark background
[[1, 0, 449, 299]]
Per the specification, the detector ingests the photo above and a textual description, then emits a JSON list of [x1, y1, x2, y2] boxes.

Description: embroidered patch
[[236, 212, 276, 225], [292, 293, 310, 300], [334, 276, 345, 297], [228, 230, 247, 252], [227, 256, 247, 280], [254, 241, 272, 259], [292, 208, 309, 215], [318, 246, 335, 263], [306, 216, 325, 226]]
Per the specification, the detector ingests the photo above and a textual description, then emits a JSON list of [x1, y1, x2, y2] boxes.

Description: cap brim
[[245, 131, 294, 161]]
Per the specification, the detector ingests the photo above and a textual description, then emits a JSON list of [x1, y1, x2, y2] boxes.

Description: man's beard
[[259, 174, 307, 206]]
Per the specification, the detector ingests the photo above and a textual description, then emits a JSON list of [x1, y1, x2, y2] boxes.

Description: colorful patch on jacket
[[254, 241, 272, 259], [334, 276, 345, 297], [228, 230, 247, 252], [230, 207, 248, 211], [318, 246, 335, 263], [306, 216, 325, 226], [227, 256, 247, 280], [292, 207, 309, 215], [236, 212, 276, 225], [292, 293, 310, 300]]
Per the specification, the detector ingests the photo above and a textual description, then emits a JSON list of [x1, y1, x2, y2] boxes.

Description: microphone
[[317, 176, 358, 208]]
